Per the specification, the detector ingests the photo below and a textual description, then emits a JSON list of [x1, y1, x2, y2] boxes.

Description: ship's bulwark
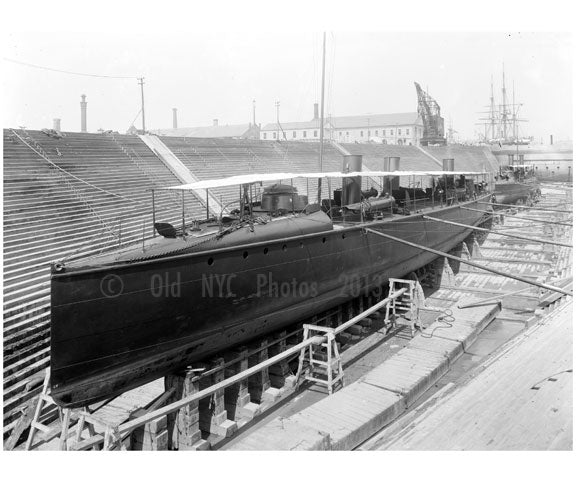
[[50, 195, 491, 407]]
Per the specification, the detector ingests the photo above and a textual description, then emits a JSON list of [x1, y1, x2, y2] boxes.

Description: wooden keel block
[[164, 368, 203, 451], [346, 325, 365, 336], [268, 331, 292, 389], [199, 358, 238, 438], [358, 318, 373, 328], [224, 347, 254, 422], [248, 339, 272, 404], [471, 236, 483, 258], [435, 257, 455, 288]]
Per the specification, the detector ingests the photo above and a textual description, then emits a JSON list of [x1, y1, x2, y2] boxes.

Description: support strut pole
[[423, 215, 572, 248], [478, 201, 573, 214], [364, 228, 572, 297], [457, 287, 534, 309], [461, 206, 573, 227]]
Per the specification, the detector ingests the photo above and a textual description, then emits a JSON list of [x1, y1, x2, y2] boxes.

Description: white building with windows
[[260, 108, 424, 145]]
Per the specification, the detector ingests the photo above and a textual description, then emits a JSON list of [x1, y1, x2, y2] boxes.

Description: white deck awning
[[160, 170, 489, 191]]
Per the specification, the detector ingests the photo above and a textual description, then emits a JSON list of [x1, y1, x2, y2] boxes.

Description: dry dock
[[14, 184, 572, 451], [360, 300, 572, 450]]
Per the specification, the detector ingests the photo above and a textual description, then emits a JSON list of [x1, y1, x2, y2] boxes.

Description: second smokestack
[[53, 118, 61, 131], [314, 103, 319, 120], [80, 94, 87, 133], [172, 108, 178, 129]]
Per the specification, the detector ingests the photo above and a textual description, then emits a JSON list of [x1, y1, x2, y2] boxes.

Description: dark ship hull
[[50, 195, 491, 407], [494, 181, 538, 205]]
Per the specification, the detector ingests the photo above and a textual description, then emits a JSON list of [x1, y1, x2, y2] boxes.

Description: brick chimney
[[80, 94, 87, 132], [313, 103, 319, 120], [172, 108, 178, 129], [53, 118, 61, 131]]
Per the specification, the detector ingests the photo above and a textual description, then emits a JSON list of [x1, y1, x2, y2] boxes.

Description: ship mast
[[490, 76, 496, 141], [317, 32, 326, 204], [501, 65, 508, 141]]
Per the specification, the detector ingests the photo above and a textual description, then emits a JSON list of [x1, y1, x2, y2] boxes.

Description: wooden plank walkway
[[224, 301, 500, 451], [365, 301, 572, 450]]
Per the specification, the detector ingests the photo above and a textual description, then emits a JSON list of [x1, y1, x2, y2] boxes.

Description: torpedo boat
[[493, 163, 540, 205], [50, 156, 493, 407]]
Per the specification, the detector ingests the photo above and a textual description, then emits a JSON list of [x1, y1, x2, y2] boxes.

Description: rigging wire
[[3, 57, 138, 80]]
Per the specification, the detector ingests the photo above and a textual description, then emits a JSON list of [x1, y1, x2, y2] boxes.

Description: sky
[[1, 5, 573, 143]]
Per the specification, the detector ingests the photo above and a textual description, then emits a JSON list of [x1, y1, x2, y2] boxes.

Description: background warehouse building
[[261, 105, 424, 145]]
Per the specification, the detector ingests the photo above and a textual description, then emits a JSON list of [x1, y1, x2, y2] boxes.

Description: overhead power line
[[3, 57, 138, 80]]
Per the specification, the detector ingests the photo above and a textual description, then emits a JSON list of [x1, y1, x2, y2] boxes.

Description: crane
[[415, 82, 446, 146]]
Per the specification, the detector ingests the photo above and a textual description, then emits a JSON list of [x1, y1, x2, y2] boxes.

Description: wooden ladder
[[25, 369, 75, 451], [385, 278, 422, 336], [296, 324, 344, 395]]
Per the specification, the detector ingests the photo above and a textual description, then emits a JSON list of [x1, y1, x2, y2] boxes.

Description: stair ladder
[[384, 278, 422, 337], [296, 324, 344, 395], [25, 369, 76, 451]]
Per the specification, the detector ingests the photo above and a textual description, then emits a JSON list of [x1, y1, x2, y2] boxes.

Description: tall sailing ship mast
[[478, 65, 529, 146]]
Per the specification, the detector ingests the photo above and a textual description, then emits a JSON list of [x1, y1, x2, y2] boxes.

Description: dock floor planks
[[365, 301, 573, 450]]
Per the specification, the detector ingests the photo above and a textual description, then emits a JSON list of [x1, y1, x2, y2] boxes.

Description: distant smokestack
[[252, 100, 256, 126], [314, 103, 319, 120], [80, 94, 87, 133], [213, 119, 218, 127], [550, 134, 554, 145], [53, 118, 61, 131], [172, 108, 178, 129], [442, 158, 455, 171]]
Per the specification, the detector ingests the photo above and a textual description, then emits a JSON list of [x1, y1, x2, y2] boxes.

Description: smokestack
[[342, 155, 363, 205], [213, 119, 218, 127], [252, 100, 256, 126], [53, 118, 61, 131], [442, 158, 455, 171], [314, 103, 319, 120], [389, 156, 400, 191], [172, 108, 178, 129], [80, 94, 87, 133], [550, 134, 554, 145]]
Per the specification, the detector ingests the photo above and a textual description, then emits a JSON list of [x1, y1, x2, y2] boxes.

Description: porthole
[[207, 257, 214, 266], [282, 244, 287, 252], [242, 251, 248, 259], [263, 247, 269, 254], [322, 237, 327, 243]]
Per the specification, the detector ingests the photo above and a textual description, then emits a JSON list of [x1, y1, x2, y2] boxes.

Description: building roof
[[261, 120, 323, 131], [330, 112, 421, 129], [151, 124, 254, 138], [261, 112, 421, 132]]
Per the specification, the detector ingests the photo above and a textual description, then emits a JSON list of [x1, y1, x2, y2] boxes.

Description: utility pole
[[138, 77, 146, 133], [275, 101, 280, 140], [317, 31, 326, 204], [501, 65, 508, 141]]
